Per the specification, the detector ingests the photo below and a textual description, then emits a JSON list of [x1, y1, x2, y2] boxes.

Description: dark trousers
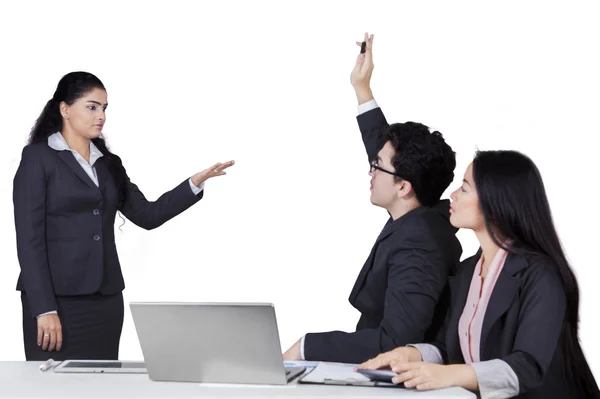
[[21, 292, 124, 361]]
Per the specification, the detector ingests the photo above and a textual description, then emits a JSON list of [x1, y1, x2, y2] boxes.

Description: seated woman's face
[[449, 162, 486, 231]]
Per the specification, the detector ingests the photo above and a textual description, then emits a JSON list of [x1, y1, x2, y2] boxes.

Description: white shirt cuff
[[470, 359, 520, 399], [37, 310, 57, 318], [300, 335, 306, 360], [188, 178, 205, 195], [357, 99, 379, 115]]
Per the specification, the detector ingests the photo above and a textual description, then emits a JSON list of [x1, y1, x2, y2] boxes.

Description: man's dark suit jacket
[[303, 106, 462, 363], [13, 141, 203, 318]]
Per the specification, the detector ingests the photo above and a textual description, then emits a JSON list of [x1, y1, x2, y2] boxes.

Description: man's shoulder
[[395, 203, 456, 239]]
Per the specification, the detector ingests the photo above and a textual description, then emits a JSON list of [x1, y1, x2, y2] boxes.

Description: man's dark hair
[[385, 122, 456, 206]]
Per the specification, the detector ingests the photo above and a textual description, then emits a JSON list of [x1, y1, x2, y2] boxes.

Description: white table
[[0, 362, 476, 398]]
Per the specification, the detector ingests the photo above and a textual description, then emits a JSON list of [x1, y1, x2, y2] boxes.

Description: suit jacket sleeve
[[304, 229, 450, 363], [356, 106, 389, 162], [117, 156, 203, 230], [13, 145, 57, 317], [500, 260, 567, 394], [425, 276, 458, 364]]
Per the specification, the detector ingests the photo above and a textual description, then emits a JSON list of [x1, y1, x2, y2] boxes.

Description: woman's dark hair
[[473, 150, 599, 396], [28, 71, 127, 205]]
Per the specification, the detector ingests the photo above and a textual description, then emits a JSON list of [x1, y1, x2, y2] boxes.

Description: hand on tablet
[[357, 346, 421, 370], [355, 368, 399, 384], [389, 362, 474, 390]]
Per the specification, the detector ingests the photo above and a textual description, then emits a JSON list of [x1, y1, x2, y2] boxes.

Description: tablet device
[[355, 368, 399, 384], [53, 359, 147, 374]]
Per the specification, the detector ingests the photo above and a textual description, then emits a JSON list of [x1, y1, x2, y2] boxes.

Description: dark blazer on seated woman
[[360, 150, 599, 398], [421, 250, 592, 398]]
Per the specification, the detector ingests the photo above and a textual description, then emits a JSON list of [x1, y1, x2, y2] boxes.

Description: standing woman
[[359, 150, 599, 398], [13, 71, 234, 361]]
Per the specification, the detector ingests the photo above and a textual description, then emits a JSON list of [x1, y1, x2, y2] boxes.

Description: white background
[[0, 0, 598, 376]]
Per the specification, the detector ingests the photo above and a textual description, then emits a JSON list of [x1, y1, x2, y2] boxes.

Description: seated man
[[283, 33, 462, 364]]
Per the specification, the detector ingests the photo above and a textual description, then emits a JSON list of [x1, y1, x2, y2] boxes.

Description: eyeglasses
[[370, 159, 404, 179]]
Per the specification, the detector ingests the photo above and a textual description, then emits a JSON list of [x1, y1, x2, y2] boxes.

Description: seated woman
[[358, 150, 599, 399]]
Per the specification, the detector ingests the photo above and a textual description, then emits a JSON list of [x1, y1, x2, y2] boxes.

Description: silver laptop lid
[[129, 302, 288, 385]]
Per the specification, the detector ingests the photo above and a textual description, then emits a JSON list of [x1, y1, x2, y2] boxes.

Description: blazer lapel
[[349, 218, 399, 302], [349, 207, 428, 303], [349, 245, 377, 303], [95, 157, 110, 192], [56, 151, 98, 190], [446, 254, 479, 363], [479, 252, 528, 353]]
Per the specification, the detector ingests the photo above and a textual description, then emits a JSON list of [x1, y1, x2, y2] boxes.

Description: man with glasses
[[283, 34, 462, 364]]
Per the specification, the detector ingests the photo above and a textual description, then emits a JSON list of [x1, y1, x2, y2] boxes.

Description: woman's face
[[61, 87, 107, 139], [449, 162, 486, 231]]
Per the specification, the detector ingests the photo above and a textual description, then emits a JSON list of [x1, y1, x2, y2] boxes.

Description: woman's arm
[[13, 146, 57, 317]]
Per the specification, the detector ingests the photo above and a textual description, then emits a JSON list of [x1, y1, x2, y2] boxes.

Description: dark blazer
[[13, 141, 203, 318], [435, 251, 597, 398], [303, 106, 462, 363]]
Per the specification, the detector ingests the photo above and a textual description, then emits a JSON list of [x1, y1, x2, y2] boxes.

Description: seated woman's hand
[[356, 346, 422, 370]]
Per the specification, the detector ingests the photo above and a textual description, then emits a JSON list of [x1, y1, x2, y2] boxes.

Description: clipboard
[[298, 362, 397, 387]]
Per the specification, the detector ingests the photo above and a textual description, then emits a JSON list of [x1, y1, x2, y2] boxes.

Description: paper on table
[[284, 360, 319, 369]]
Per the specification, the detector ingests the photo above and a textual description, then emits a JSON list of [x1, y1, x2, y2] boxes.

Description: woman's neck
[[61, 128, 90, 160], [475, 229, 501, 277]]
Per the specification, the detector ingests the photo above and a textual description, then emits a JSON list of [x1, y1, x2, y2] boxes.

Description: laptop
[[129, 302, 306, 385]]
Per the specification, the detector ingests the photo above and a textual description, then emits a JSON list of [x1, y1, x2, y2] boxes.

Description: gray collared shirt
[[48, 132, 105, 185]]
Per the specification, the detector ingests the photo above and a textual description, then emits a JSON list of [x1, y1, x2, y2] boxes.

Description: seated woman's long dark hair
[[28, 71, 126, 205], [473, 150, 598, 397]]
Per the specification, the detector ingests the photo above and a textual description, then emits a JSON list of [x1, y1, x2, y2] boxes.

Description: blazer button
[[93, 235, 101, 241], [93, 209, 100, 215]]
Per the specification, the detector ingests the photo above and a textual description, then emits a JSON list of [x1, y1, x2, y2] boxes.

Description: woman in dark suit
[[358, 150, 599, 398], [13, 71, 234, 361]]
